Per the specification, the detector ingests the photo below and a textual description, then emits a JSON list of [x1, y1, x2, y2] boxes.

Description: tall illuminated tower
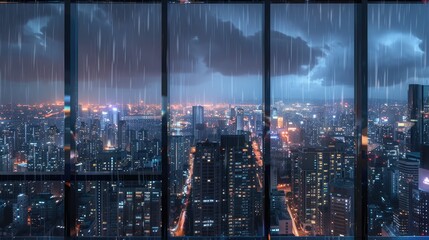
[[191, 140, 223, 236], [394, 152, 419, 235], [192, 106, 204, 142], [408, 84, 429, 152], [220, 135, 258, 236]]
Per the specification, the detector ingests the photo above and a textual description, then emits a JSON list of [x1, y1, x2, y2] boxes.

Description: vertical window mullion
[[263, 0, 271, 239], [161, 0, 169, 238], [354, 1, 368, 239], [64, 0, 78, 237]]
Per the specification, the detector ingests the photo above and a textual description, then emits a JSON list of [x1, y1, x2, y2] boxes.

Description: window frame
[[0, 0, 426, 239]]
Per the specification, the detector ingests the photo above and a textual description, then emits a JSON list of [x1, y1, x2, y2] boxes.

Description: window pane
[[74, 180, 161, 237], [270, 4, 355, 237], [168, 4, 264, 237], [368, 4, 429, 237], [0, 181, 64, 237], [0, 4, 64, 173], [76, 3, 161, 175]]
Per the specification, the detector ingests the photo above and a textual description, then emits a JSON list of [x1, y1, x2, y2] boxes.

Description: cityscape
[[1, 84, 428, 236], [0, 2, 429, 239]]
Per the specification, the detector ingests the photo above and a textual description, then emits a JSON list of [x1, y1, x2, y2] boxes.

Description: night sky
[[0, 3, 428, 104]]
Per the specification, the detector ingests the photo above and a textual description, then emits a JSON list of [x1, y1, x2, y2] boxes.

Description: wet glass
[[74, 180, 161, 237], [367, 3, 429, 237], [168, 3, 264, 237], [270, 4, 355, 237], [75, 3, 162, 176], [0, 181, 64, 237], [0, 4, 64, 174]]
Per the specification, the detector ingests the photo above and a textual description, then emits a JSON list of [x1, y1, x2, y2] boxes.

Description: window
[[270, 4, 355, 237], [368, 3, 429, 237], [168, 3, 264, 237], [0, 3, 64, 237], [0, 0, 428, 239], [76, 3, 162, 175], [0, 3, 64, 174], [73, 2, 162, 237]]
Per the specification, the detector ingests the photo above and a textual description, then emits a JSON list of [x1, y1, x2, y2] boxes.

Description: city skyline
[[1, 2, 429, 238]]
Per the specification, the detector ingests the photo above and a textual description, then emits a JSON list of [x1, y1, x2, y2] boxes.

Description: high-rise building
[[408, 84, 429, 152], [13, 194, 28, 227], [329, 179, 354, 236], [418, 191, 429, 235], [117, 181, 161, 236], [415, 145, 429, 235], [254, 106, 263, 136], [190, 135, 259, 236], [191, 140, 223, 236], [192, 106, 204, 142], [169, 136, 192, 195], [394, 152, 419, 235], [95, 181, 118, 236], [368, 204, 383, 235], [117, 120, 127, 150], [293, 142, 347, 235], [271, 190, 293, 235], [97, 149, 126, 172], [296, 149, 318, 232], [142, 181, 161, 235], [77, 139, 103, 171], [272, 107, 278, 131], [30, 193, 57, 233], [236, 108, 244, 133], [220, 135, 258, 236], [0, 144, 11, 172]]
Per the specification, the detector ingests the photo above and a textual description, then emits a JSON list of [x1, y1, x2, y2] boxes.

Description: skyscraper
[[329, 179, 354, 236], [220, 135, 258, 236], [0, 144, 11, 172], [117, 120, 127, 150], [236, 108, 244, 133], [13, 194, 28, 227], [394, 152, 419, 235], [293, 142, 347, 235], [192, 106, 204, 142], [169, 136, 192, 195], [95, 181, 118, 236], [408, 84, 429, 152], [190, 135, 259, 236], [191, 140, 223, 236], [117, 181, 161, 236], [30, 193, 57, 233], [415, 145, 429, 235]]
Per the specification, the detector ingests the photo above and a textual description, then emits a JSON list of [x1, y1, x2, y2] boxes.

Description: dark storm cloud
[[0, 4, 63, 83], [271, 4, 429, 88], [368, 4, 429, 87], [1, 3, 323, 91], [271, 4, 355, 86], [271, 31, 324, 77], [169, 5, 322, 81], [8, 3, 429, 94]]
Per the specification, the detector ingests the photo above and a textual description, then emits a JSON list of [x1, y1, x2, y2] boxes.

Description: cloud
[[0, 4, 63, 84], [311, 41, 354, 86], [369, 31, 426, 87], [271, 4, 354, 87], [169, 5, 322, 81], [5, 3, 429, 98], [368, 4, 429, 87]]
